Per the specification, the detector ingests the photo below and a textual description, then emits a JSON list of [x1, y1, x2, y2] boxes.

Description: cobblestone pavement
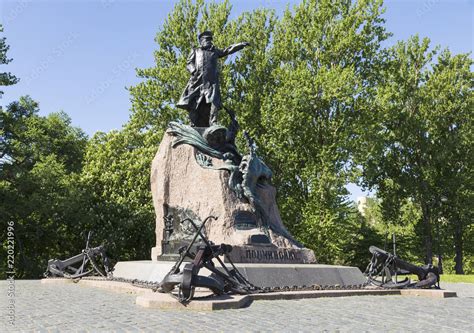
[[1, 280, 473, 332]]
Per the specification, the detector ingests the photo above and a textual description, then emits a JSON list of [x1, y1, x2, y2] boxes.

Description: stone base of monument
[[112, 260, 367, 287], [41, 277, 457, 311]]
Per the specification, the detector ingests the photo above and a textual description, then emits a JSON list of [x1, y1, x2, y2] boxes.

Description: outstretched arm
[[217, 42, 250, 58]]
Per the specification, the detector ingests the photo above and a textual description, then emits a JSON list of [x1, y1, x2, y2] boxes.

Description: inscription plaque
[[224, 245, 317, 264]]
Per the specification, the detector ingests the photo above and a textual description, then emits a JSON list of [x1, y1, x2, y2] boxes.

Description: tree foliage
[[0, 97, 88, 278], [259, 0, 389, 263], [358, 35, 473, 271], [79, 127, 156, 262], [0, 24, 19, 98]]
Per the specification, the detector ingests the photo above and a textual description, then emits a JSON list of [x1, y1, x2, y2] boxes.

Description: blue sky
[[1, 0, 472, 201]]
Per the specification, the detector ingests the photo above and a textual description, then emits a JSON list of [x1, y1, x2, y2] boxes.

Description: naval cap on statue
[[198, 30, 213, 40]]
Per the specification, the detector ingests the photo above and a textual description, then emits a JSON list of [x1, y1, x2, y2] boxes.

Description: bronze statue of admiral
[[177, 31, 250, 127]]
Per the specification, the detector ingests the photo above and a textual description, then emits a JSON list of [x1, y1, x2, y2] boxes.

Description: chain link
[[46, 274, 372, 293]]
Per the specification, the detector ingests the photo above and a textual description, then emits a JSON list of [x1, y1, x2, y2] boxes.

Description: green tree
[[358, 36, 473, 271], [361, 196, 425, 264], [79, 127, 156, 262], [259, 0, 389, 262], [340, 200, 383, 270], [0, 24, 19, 98], [0, 97, 88, 278], [425, 49, 473, 273]]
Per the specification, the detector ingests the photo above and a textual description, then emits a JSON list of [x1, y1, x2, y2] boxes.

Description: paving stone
[[0, 280, 473, 332]]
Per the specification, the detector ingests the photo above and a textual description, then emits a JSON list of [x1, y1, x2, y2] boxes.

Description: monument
[[113, 31, 366, 289], [151, 30, 315, 264], [44, 31, 447, 307]]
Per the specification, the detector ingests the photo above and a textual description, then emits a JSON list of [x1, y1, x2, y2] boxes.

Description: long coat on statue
[[177, 43, 247, 120]]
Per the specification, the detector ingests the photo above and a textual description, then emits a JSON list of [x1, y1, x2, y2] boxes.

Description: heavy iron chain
[[44, 244, 372, 294], [45, 245, 438, 294], [45, 250, 373, 294], [54, 274, 372, 294]]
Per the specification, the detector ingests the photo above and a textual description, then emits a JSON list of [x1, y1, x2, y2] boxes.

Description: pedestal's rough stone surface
[[150, 130, 316, 263]]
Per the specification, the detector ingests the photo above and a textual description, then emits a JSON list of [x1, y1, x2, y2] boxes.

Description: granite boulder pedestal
[[114, 124, 368, 288], [149, 126, 316, 264]]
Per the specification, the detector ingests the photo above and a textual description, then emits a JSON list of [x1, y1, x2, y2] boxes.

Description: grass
[[407, 274, 474, 283], [440, 274, 474, 283]]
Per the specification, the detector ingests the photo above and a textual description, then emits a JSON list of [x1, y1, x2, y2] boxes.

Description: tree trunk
[[421, 202, 433, 264], [453, 217, 464, 274]]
